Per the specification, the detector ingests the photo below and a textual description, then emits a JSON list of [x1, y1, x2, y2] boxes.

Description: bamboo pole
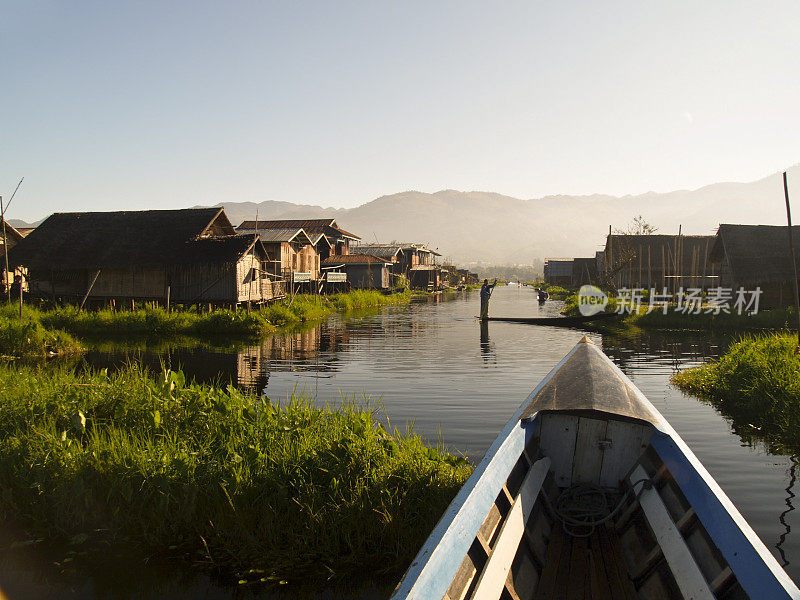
[[1, 179, 25, 303], [79, 270, 101, 312], [1, 197, 8, 302], [783, 171, 800, 347]]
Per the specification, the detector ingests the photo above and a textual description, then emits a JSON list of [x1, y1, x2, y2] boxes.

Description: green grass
[[539, 284, 573, 300], [6, 291, 413, 345], [560, 293, 796, 334], [0, 362, 471, 583], [672, 332, 800, 451], [0, 305, 82, 357]]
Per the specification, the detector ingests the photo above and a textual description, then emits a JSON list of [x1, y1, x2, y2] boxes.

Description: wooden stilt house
[[709, 224, 800, 309], [9, 208, 280, 307]]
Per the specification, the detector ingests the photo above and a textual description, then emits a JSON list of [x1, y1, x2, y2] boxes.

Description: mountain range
[[209, 166, 799, 265], [11, 166, 799, 266]]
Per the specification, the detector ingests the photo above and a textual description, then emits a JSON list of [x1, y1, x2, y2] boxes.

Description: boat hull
[[391, 339, 800, 600]]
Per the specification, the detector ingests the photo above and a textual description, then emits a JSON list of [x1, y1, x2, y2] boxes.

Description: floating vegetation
[[672, 332, 800, 451], [0, 362, 470, 583], [3, 290, 412, 345]]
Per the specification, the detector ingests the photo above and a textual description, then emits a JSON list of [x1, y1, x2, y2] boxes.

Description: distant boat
[[479, 312, 617, 326], [391, 338, 799, 600]]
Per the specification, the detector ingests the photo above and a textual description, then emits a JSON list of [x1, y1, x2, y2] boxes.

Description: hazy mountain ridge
[[212, 167, 800, 264]]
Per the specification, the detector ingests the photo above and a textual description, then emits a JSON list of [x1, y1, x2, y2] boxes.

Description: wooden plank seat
[[533, 520, 637, 600]]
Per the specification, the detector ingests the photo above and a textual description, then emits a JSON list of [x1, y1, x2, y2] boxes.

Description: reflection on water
[[6, 286, 800, 596], [479, 321, 495, 365], [778, 459, 798, 566]]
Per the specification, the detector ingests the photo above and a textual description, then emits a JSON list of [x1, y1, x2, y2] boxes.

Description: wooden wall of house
[[94, 267, 168, 298], [235, 253, 281, 302], [26, 259, 284, 305], [170, 262, 235, 302], [264, 241, 320, 280], [345, 264, 388, 289], [295, 244, 319, 279], [27, 267, 169, 299]]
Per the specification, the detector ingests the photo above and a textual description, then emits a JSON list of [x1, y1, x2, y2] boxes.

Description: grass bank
[[561, 294, 795, 333], [0, 362, 471, 583], [5, 291, 411, 344], [0, 305, 82, 358], [672, 333, 800, 451]]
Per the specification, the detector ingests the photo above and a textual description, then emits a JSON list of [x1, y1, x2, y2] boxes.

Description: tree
[[614, 215, 658, 235]]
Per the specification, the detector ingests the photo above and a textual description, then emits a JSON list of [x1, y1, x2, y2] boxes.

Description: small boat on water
[[481, 312, 617, 327], [392, 338, 800, 600]]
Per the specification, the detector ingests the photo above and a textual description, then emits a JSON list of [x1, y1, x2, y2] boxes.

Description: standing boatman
[[480, 278, 498, 320]]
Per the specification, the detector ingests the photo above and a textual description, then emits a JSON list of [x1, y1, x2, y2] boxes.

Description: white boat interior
[[392, 338, 800, 600]]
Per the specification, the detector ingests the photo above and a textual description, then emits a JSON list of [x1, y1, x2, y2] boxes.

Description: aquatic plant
[[0, 308, 81, 357], [0, 363, 470, 582], [672, 332, 800, 450], [5, 290, 412, 346]]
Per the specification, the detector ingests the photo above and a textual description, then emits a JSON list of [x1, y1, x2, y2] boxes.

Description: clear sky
[[3, 1, 800, 222]]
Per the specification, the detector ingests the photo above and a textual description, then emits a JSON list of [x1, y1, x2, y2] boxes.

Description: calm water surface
[[4, 285, 798, 597]]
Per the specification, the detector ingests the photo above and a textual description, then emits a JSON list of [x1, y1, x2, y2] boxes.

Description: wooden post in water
[[783, 171, 800, 347]]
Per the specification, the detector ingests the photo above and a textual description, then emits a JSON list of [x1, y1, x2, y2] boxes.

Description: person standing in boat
[[480, 278, 497, 320]]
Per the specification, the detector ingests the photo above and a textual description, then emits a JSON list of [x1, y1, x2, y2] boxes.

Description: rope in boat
[[544, 478, 652, 538]]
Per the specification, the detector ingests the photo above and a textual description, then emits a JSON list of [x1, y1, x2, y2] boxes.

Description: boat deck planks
[[535, 522, 637, 600]]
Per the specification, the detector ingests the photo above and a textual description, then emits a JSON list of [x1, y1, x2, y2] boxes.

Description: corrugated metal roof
[[238, 227, 313, 245], [237, 219, 360, 240], [322, 254, 390, 265], [352, 245, 403, 259]]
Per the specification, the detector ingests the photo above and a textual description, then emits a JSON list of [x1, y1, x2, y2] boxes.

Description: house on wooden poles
[[238, 219, 360, 258], [0, 220, 29, 293], [351, 243, 441, 289], [571, 257, 599, 286], [235, 225, 318, 288], [321, 254, 392, 290], [544, 259, 573, 286], [709, 224, 800, 309], [602, 234, 717, 292], [9, 208, 282, 308]]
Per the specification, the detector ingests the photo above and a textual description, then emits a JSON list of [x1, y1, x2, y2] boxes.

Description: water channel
[[3, 285, 798, 598]]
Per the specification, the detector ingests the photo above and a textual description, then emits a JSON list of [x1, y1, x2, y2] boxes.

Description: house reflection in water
[[236, 326, 330, 393]]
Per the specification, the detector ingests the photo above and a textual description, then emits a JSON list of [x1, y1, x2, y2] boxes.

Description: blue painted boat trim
[[652, 433, 800, 599], [591, 346, 799, 599], [390, 342, 582, 600]]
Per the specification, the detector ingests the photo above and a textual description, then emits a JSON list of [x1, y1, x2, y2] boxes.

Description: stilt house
[[709, 224, 800, 309], [237, 219, 360, 256], [322, 255, 391, 289], [9, 208, 280, 307], [603, 234, 717, 292]]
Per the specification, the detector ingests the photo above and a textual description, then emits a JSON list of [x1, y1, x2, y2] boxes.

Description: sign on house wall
[[293, 272, 311, 283], [327, 272, 346, 283]]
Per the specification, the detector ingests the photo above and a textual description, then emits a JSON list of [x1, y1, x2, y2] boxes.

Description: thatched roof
[[237, 218, 360, 240], [9, 208, 239, 269], [0, 220, 24, 247], [709, 224, 800, 284], [184, 235, 267, 263]]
